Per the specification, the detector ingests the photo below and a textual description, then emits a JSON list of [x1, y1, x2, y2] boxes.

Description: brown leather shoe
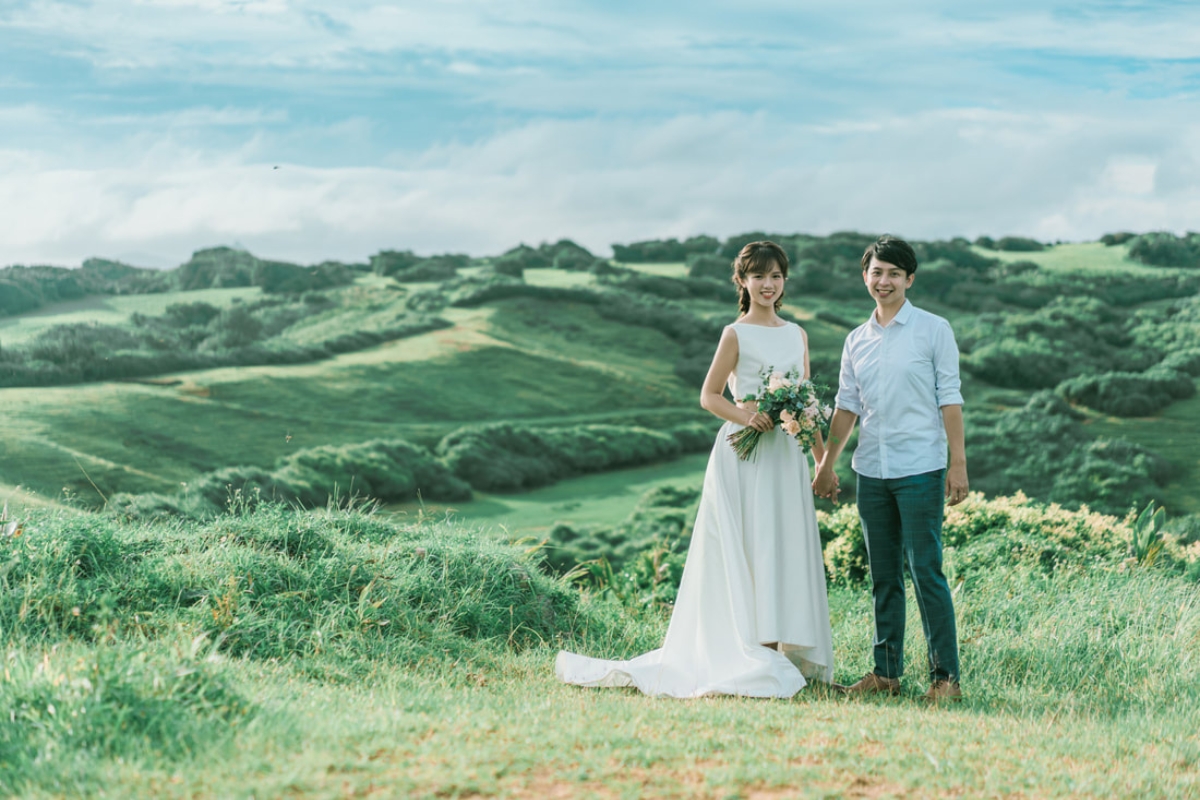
[[923, 679, 962, 702], [836, 672, 901, 697]]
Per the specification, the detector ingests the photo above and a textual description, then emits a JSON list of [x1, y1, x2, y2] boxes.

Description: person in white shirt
[[812, 235, 968, 702]]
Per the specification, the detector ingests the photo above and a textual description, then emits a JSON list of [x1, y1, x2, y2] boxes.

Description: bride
[[555, 241, 835, 698]]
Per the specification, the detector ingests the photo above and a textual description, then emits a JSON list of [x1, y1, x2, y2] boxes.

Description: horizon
[[3, 1, 1199, 268]]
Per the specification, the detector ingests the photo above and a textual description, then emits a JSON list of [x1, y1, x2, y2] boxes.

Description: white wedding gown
[[556, 321, 834, 698]]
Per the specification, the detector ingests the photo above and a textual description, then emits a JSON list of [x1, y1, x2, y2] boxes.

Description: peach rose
[[782, 418, 802, 436]]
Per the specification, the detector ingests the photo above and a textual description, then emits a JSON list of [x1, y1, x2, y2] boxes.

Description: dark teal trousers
[[856, 469, 960, 683]]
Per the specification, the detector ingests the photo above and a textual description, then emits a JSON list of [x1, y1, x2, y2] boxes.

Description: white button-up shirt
[[835, 300, 964, 480]]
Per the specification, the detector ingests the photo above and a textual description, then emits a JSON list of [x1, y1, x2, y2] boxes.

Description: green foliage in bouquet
[[727, 367, 831, 460]]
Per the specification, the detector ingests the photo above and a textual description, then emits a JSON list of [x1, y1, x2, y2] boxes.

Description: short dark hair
[[732, 241, 790, 314], [861, 235, 918, 276]]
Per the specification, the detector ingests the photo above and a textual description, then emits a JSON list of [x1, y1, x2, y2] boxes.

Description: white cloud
[[2, 1, 1199, 266], [2, 106, 1198, 269]]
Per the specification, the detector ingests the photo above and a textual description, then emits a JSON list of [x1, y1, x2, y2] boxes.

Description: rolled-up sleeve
[[834, 337, 863, 415], [933, 320, 964, 408]]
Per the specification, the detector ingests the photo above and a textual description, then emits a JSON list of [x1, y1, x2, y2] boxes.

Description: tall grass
[[0, 496, 1197, 796]]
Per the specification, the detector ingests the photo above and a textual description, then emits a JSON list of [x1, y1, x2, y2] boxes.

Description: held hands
[[811, 463, 840, 504], [945, 463, 969, 506]]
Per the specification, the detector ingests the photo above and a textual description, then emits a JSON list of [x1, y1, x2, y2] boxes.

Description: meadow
[[0, 501, 1197, 798], [2, 232, 1200, 797]]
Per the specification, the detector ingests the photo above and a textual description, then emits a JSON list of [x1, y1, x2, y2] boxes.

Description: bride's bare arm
[[700, 328, 771, 430], [801, 328, 828, 464]]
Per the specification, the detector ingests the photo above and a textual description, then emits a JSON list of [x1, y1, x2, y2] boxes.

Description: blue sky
[[2, 0, 1199, 267]]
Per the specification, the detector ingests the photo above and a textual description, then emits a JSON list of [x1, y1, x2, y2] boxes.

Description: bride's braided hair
[[732, 240, 790, 315]]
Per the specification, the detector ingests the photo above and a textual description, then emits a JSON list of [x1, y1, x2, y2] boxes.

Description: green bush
[[543, 485, 700, 611], [1158, 348, 1200, 376], [994, 236, 1046, 252], [494, 244, 551, 272], [1056, 368, 1195, 416], [0, 292, 448, 388], [612, 238, 687, 263], [959, 298, 1151, 389], [1128, 232, 1200, 268], [967, 391, 1171, 515], [821, 493, 1134, 586], [118, 438, 472, 520], [3, 506, 586, 659], [437, 422, 710, 492], [686, 253, 731, 280]]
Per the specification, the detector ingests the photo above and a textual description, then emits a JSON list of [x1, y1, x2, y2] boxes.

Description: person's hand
[[812, 465, 840, 505], [745, 410, 773, 432], [945, 463, 969, 506]]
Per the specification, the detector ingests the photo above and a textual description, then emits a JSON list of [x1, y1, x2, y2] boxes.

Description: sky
[[1, 0, 1199, 268]]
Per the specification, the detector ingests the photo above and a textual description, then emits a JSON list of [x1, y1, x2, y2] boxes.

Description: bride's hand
[[745, 411, 774, 432]]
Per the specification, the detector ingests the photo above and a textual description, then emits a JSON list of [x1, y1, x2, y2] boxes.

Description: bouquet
[[728, 367, 832, 461]]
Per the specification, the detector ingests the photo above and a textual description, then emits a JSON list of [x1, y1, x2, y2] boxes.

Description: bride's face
[[740, 262, 785, 309]]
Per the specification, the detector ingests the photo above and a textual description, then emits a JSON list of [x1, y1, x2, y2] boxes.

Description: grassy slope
[[10, 540, 1196, 798], [396, 451, 713, 536], [3, 242, 1199, 517], [0, 280, 702, 505], [0, 285, 263, 345]]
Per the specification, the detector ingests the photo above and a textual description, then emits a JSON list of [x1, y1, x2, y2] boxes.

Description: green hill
[[3, 233, 1200, 525]]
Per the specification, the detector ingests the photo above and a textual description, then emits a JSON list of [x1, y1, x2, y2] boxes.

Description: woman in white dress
[[556, 241, 835, 698]]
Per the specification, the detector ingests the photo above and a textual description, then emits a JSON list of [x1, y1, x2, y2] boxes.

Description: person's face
[[863, 256, 914, 309], [740, 261, 785, 310]]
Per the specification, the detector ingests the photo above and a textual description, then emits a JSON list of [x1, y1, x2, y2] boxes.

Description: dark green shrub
[[490, 257, 526, 279], [995, 236, 1046, 252], [975, 235, 996, 249], [587, 259, 625, 277], [612, 238, 688, 263], [1056, 368, 1195, 416], [1101, 232, 1136, 246], [496, 244, 551, 271], [959, 298, 1151, 389], [686, 253, 731, 280], [1128, 232, 1200, 268], [0, 280, 41, 315], [370, 249, 423, 275], [437, 423, 699, 492], [552, 248, 594, 271], [541, 484, 700, 609], [1159, 349, 1200, 376], [273, 439, 471, 505], [392, 259, 459, 283], [967, 391, 1170, 515]]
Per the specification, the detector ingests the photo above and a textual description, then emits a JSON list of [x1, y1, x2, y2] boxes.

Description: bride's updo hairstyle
[[732, 240, 790, 314]]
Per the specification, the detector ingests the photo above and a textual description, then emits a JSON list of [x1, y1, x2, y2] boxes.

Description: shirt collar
[[869, 299, 913, 330]]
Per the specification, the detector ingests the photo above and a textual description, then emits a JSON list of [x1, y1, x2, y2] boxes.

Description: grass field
[[393, 451, 712, 537], [1088, 392, 1200, 514], [3, 506, 1196, 798], [973, 241, 1178, 275], [0, 291, 702, 506], [0, 285, 264, 345]]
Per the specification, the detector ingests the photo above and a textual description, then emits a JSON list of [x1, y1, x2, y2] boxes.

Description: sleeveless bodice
[[727, 322, 806, 401]]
